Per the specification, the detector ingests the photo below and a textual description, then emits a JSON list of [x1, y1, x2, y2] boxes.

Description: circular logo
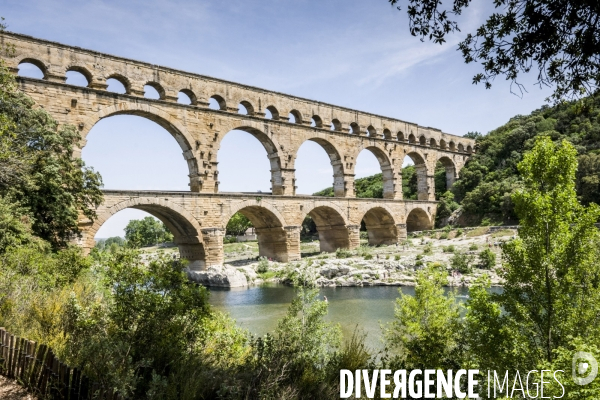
[[572, 351, 598, 385]]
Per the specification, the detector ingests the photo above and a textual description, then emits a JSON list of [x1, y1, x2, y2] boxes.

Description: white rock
[[187, 265, 248, 288]]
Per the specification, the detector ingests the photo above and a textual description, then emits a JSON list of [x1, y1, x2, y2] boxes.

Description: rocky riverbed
[[186, 227, 514, 288]]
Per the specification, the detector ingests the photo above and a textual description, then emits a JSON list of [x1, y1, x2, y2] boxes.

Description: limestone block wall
[[1, 31, 474, 202]]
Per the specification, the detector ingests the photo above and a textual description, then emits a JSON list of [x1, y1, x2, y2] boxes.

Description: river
[[208, 284, 477, 351]]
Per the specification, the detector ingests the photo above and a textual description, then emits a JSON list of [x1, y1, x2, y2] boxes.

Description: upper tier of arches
[[6, 31, 475, 155]]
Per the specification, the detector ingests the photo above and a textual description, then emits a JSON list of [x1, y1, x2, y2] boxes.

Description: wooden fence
[[0, 328, 122, 399]]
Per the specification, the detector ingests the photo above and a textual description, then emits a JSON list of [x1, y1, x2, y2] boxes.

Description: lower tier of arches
[[78, 190, 437, 270]]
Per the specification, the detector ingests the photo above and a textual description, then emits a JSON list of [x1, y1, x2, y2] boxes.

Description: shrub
[[478, 248, 497, 269], [455, 228, 463, 236], [359, 231, 369, 240], [336, 248, 352, 259], [356, 245, 372, 258], [257, 257, 269, 273], [469, 243, 479, 251], [438, 232, 449, 240], [363, 254, 373, 260], [451, 251, 475, 274], [416, 254, 423, 261], [422, 243, 433, 255], [442, 245, 455, 253], [394, 254, 401, 261]]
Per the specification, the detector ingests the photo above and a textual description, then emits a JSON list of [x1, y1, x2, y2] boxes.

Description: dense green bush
[[478, 248, 496, 269], [450, 251, 475, 273]]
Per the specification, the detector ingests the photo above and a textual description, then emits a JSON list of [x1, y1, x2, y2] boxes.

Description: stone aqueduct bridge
[[1, 32, 475, 269]]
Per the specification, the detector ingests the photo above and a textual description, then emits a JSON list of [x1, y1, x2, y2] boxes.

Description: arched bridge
[[0, 31, 475, 269], [77, 190, 436, 269]]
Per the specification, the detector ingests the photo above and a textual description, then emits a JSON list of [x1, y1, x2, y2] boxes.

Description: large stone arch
[[217, 125, 287, 195], [405, 150, 430, 201], [223, 200, 297, 262], [437, 156, 457, 193], [86, 102, 201, 191], [294, 137, 346, 197], [353, 145, 397, 199], [223, 199, 288, 228], [358, 205, 399, 246], [302, 203, 350, 252], [406, 207, 433, 232], [83, 197, 205, 269]]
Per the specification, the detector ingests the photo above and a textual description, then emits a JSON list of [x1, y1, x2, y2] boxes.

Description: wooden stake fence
[[0, 328, 123, 399]]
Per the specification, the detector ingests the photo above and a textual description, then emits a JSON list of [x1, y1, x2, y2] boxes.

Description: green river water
[[208, 284, 478, 350]]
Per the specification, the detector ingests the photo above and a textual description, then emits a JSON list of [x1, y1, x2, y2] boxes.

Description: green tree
[[0, 48, 102, 250], [464, 137, 600, 379], [388, 0, 600, 100], [500, 137, 600, 363], [384, 264, 463, 370], [124, 217, 174, 247], [225, 212, 253, 236]]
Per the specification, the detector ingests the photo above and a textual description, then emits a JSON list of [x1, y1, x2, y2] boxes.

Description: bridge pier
[[348, 225, 361, 249], [255, 226, 301, 262], [317, 225, 351, 252], [200, 228, 225, 267], [365, 223, 399, 246]]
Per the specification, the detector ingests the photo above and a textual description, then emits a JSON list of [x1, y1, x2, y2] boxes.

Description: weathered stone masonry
[[0, 31, 475, 269]]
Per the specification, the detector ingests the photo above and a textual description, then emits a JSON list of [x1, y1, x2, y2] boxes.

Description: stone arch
[[66, 65, 92, 86], [224, 200, 288, 228], [209, 94, 227, 110], [92, 102, 200, 191], [437, 156, 457, 191], [467, 145, 473, 154], [18, 58, 48, 78], [439, 139, 447, 150], [366, 125, 377, 138], [225, 202, 293, 261], [239, 100, 255, 116], [349, 122, 360, 135], [383, 128, 392, 140], [179, 89, 197, 105], [106, 74, 131, 94], [429, 138, 437, 147], [419, 135, 427, 146], [359, 206, 399, 245], [303, 204, 350, 252], [355, 146, 396, 199], [406, 207, 432, 232], [84, 197, 205, 268], [296, 137, 346, 196], [311, 115, 323, 128], [144, 81, 166, 100], [405, 150, 430, 201], [397, 131, 405, 141], [408, 133, 416, 143], [458, 143, 465, 152], [221, 126, 285, 195], [331, 119, 342, 131], [449, 141, 456, 151], [289, 109, 303, 124], [266, 105, 279, 120]]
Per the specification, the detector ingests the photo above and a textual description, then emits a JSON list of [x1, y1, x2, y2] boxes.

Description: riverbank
[[142, 226, 513, 288], [226, 226, 511, 288]]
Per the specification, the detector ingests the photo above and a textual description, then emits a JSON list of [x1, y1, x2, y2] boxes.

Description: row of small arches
[[17, 59, 473, 154]]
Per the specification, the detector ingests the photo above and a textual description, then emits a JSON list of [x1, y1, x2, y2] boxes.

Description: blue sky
[[4, 0, 551, 238]]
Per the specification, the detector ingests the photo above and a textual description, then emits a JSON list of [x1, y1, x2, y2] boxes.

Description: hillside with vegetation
[[314, 93, 600, 227]]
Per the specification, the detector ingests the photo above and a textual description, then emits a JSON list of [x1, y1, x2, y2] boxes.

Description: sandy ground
[[0, 376, 35, 400]]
